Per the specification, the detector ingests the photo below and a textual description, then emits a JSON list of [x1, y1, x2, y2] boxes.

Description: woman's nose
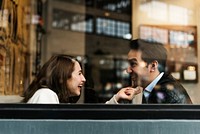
[[82, 75, 86, 82]]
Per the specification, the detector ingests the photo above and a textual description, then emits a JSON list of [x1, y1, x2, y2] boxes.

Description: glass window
[[117, 22, 131, 39], [96, 18, 116, 36], [52, 9, 94, 33], [56, 0, 94, 7], [139, 24, 197, 86], [169, 30, 195, 47], [96, 0, 131, 14], [96, 17, 131, 39]]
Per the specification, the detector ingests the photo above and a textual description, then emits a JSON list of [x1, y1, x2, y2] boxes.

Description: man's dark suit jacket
[[142, 73, 192, 104]]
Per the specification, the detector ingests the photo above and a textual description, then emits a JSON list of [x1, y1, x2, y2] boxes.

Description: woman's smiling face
[[67, 61, 86, 96]]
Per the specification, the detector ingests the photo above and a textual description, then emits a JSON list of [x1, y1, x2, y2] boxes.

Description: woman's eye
[[79, 72, 82, 75]]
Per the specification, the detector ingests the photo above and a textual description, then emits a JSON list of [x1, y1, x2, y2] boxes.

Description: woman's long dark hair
[[21, 54, 77, 103]]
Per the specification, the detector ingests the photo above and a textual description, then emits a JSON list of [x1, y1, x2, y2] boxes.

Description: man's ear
[[150, 61, 158, 72]]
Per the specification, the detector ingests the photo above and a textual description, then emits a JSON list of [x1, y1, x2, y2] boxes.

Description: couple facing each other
[[22, 39, 192, 104]]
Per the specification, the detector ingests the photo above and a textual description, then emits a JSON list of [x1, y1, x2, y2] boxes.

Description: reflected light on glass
[[187, 66, 195, 71], [76, 56, 82, 61], [116, 82, 123, 89], [123, 33, 132, 39], [99, 59, 105, 65], [169, 5, 189, 25], [140, 1, 192, 25], [140, 1, 167, 21]]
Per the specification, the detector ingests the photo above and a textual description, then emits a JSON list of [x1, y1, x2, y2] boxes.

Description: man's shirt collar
[[145, 72, 164, 93]]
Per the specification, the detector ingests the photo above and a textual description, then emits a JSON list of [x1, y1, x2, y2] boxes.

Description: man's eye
[[129, 62, 137, 67]]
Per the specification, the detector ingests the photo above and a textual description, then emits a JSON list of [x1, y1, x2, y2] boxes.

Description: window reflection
[[139, 24, 197, 87], [169, 30, 194, 47], [52, 9, 93, 33], [140, 1, 167, 21], [140, 25, 168, 44], [1, 0, 198, 104], [52, 9, 131, 39], [58, 0, 131, 14], [85, 56, 130, 103], [169, 5, 190, 25], [96, 18, 116, 36], [139, 0, 193, 25], [96, 0, 131, 14], [96, 17, 131, 39]]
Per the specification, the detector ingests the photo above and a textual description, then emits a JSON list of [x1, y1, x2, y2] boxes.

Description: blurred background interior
[[0, 0, 200, 104]]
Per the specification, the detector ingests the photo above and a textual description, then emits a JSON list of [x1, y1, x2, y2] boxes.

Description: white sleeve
[[105, 95, 119, 104], [27, 88, 59, 104], [132, 92, 143, 104]]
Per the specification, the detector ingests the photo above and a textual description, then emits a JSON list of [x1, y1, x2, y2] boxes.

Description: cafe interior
[[1, 0, 200, 133], [0, 0, 199, 104]]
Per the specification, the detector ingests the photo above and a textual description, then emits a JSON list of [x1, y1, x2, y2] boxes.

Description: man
[[107, 39, 192, 104]]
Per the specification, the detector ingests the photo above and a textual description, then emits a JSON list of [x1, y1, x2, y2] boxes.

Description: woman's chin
[[71, 91, 81, 97]]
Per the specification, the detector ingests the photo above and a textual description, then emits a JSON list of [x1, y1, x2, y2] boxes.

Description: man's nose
[[126, 66, 132, 73]]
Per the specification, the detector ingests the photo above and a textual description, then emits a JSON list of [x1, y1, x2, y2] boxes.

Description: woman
[[21, 54, 86, 103]]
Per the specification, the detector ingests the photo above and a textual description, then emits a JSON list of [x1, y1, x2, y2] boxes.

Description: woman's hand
[[115, 86, 143, 102]]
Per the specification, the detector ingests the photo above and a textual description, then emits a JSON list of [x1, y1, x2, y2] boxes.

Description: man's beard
[[131, 73, 139, 88], [131, 73, 148, 88]]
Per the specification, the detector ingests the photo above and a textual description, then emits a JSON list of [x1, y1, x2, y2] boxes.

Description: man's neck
[[150, 70, 160, 82], [142, 71, 161, 87]]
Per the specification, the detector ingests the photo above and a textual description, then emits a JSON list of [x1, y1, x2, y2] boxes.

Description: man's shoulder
[[159, 73, 177, 83]]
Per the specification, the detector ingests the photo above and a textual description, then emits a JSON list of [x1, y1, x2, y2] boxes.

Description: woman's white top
[[27, 88, 59, 104]]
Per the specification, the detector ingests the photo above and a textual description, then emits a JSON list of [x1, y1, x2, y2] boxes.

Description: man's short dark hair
[[130, 39, 167, 72]]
